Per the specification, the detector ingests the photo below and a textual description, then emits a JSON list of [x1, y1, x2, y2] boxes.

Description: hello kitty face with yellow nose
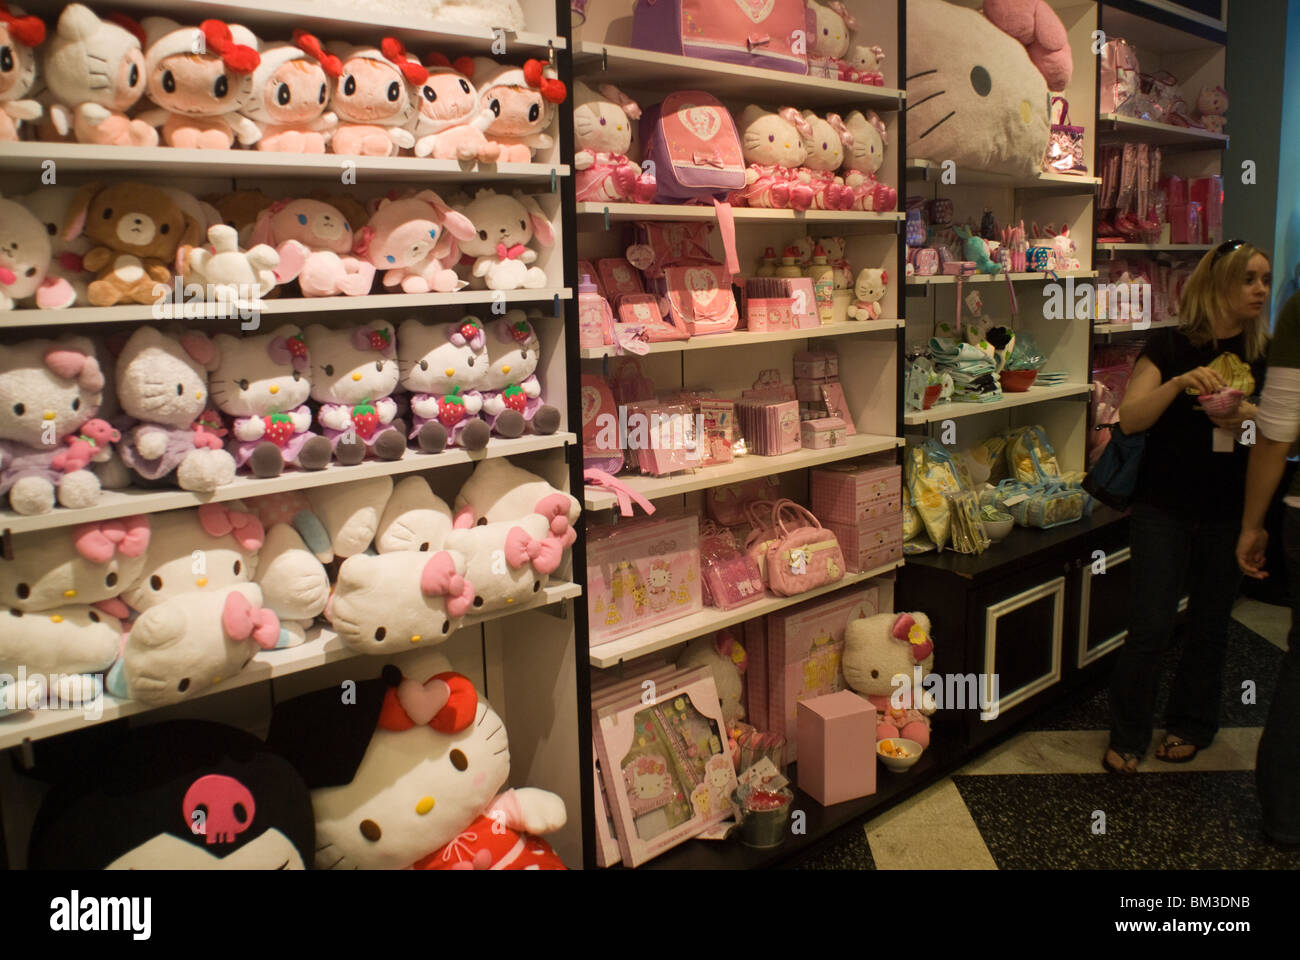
[[121, 506, 261, 612], [481, 312, 540, 391], [397, 316, 486, 396], [305, 322, 399, 406], [210, 326, 312, 418], [800, 111, 845, 172], [574, 81, 637, 155], [809, 0, 852, 60]]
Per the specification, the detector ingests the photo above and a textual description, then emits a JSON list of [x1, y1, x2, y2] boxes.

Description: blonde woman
[[1104, 241, 1272, 774]]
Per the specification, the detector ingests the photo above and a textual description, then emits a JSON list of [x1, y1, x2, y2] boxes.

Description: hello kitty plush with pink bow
[[843, 610, 937, 747], [444, 513, 557, 614], [480, 312, 561, 439], [326, 551, 475, 654], [806, 0, 855, 80], [574, 81, 655, 203], [798, 111, 854, 210], [305, 322, 404, 465], [731, 106, 813, 211], [843, 43, 886, 86], [841, 110, 897, 212], [412, 54, 500, 162], [456, 189, 554, 290], [326, 38, 423, 156], [356, 190, 477, 294], [252, 199, 374, 298]]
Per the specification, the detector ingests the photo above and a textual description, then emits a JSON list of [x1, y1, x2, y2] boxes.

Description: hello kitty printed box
[[587, 515, 702, 646], [763, 585, 889, 762]]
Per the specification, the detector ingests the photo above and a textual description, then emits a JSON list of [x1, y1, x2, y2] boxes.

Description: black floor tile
[[790, 823, 877, 870]]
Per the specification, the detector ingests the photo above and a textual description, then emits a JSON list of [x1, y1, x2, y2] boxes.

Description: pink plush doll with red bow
[[456, 189, 554, 290], [326, 38, 423, 156], [0, 2, 45, 142], [471, 57, 566, 162], [137, 17, 263, 149], [412, 53, 500, 162], [356, 190, 476, 294], [574, 81, 655, 203], [843, 611, 937, 747], [237, 31, 341, 153], [252, 199, 374, 297]]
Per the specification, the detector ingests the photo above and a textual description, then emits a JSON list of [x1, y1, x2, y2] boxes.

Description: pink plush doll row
[[573, 82, 896, 214], [0, 2, 565, 158], [1, 181, 555, 311], [0, 312, 558, 519]]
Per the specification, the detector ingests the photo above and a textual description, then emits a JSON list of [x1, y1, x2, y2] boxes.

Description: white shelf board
[[903, 383, 1091, 425], [589, 563, 902, 668], [1094, 320, 1179, 334], [0, 581, 582, 751], [1100, 3, 1227, 51], [572, 41, 904, 109], [906, 271, 1098, 286], [576, 202, 904, 226], [1097, 243, 1213, 253], [583, 434, 902, 511], [4, 289, 573, 329], [1098, 114, 1228, 148], [905, 159, 1100, 189], [0, 142, 569, 183], [0, 432, 576, 535], [70, 0, 566, 54], [578, 319, 902, 358]]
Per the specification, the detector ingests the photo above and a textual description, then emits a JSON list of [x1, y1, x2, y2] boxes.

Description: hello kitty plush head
[[327, 39, 424, 127], [121, 504, 262, 613], [847, 43, 885, 81], [738, 104, 808, 169], [800, 111, 846, 173], [843, 109, 887, 175], [843, 610, 935, 698], [0, 517, 150, 613], [209, 325, 311, 419], [115, 326, 219, 429], [0, 195, 52, 308], [0, 335, 103, 449], [252, 198, 352, 255], [325, 551, 473, 654], [574, 81, 639, 156], [481, 312, 541, 392], [907, 0, 1069, 176], [397, 315, 486, 397], [0, 601, 122, 707], [375, 476, 454, 555], [453, 457, 581, 536], [444, 513, 556, 614], [141, 17, 259, 119], [807, 0, 855, 61], [304, 322, 399, 408], [854, 267, 888, 303], [0, 3, 43, 117], [240, 32, 339, 129], [43, 4, 148, 120]]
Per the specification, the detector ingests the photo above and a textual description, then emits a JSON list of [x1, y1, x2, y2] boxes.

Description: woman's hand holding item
[[1176, 365, 1227, 395]]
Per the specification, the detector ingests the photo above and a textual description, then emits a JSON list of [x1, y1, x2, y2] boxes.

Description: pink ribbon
[[504, 525, 562, 575], [74, 515, 151, 564], [198, 504, 265, 552], [420, 552, 475, 618], [583, 468, 655, 518], [496, 242, 527, 260], [222, 592, 280, 650], [892, 612, 934, 661]]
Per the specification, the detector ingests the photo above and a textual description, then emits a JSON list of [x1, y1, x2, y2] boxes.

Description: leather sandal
[[1154, 734, 1199, 763]]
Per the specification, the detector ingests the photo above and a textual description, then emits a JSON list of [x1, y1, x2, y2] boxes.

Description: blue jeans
[[1108, 503, 1242, 755], [1257, 507, 1300, 843]]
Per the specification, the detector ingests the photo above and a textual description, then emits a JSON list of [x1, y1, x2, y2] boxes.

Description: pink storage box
[[825, 514, 904, 573], [748, 298, 794, 332], [810, 460, 903, 525], [794, 351, 839, 380], [797, 690, 877, 805], [795, 377, 836, 402], [766, 586, 885, 761], [801, 417, 849, 450], [587, 515, 702, 645]]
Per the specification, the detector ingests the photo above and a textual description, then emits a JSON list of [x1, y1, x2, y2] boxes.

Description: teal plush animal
[[954, 225, 1002, 275]]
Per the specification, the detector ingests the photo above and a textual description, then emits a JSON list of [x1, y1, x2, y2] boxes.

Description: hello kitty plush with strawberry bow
[[326, 38, 423, 156], [355, 190, 477, 294], [480, 312, 560, 439], [412, 53, 499, 162], [252, 198, 374, 297], [398, 316, 490, 454], [574, 82, 655, 203], [305, 322, 404, 465], [841, 110, 897, 212], [238, 31, 341, 153], [456, 188, 554, 290], [0, 2, 44, 142]]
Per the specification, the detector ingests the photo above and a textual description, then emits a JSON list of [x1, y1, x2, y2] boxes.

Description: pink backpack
[[659, 264, 740, 336], [1100, 39, 1140, 113], [631, 0, 809, 75]]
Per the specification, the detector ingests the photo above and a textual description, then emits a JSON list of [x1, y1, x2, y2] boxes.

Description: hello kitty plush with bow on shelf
[[472, 57, 566, 162], [731, 105, 812, 211], [574, 82, 654, 203], [799, 111, 853, 210], [841, 110, 898, 212], [137, 17, 262, 149], [238, 31, 341, 153], [412, 53, 499, 162], [1195, 85, 1228, 133], [326, 39, 423, 156], [325, 551, 474, 654], [806, 0, 855, 80], [0, 2, 43, 142], [356, 190, 477, 294], [305, 322, 404, 465], [456, 189, 554, 290], [398, 316, 490, 454], [480, 312, 560, 439], [843, 43, 886, 86], [444, 512, 557, 614], [847, 267, 888, 321], [251, 198, 374, 297], [41, 4, 155, 147]]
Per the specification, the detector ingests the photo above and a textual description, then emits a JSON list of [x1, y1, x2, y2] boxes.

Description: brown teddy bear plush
[[66, 182, 202, 306]]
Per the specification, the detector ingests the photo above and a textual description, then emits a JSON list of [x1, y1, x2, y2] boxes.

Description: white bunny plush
[[375, 475, 454, 554], [0, 194, 57, 311], [457, 189, 554, 290], [444, 512, 557, 614], [184, 225, 280, 305], [325, 550, 474, 654], [398, 315, 490, 453], [574, 82, 654, 203], [479, 312, 560, 438], [40, 4, 155, 147], [305, 321, 404, 465], [18, 188, 90, 309], [0, 3, 44, 142], [841, 110, 898, 212], [210, 326, 332, 478]]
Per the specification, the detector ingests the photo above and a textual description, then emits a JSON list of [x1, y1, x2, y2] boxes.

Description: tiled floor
[[793, 599, 1300, 869]]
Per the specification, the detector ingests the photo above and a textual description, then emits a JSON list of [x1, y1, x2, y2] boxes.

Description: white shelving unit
[[905, 271, 1099, 286], [575, 202, 904, 226], [1097, 113, 1229, 148], [902, 383, 1092, 426], [577, 319, 903, 358]]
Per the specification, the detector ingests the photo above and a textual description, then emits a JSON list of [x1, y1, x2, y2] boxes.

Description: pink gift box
[[801, 417, 849, 450], [1190, 177, 1223, 245], [825, 514, 904, 573], [798, 690, 877, 805], [793, 350, 839, 380], [766, 586, 884, 762], [587, 515, 702, 645], [1169, 201, 1203, 244], [747, 297, 794, 332], [810, 460, 903, 525]]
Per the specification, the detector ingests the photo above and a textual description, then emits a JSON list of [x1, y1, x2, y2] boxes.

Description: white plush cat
[[397, 316, 489, 453], [798, 111, 852, 210], [848, 267, 889, 321], [733, 105, 811, 210], [325, 550, 473, 654], [0, 603, 123, 710], [479, 312, 560, 438], [305, 322, 404, 464], [0, 516, 150, 613], [254, 522, 330, 647], [444, 513, 556, 614], [0, 195, 55, 310], [375, 475, 454, 554], [119, 504, 261, 613], [573, 82, 654, 203]]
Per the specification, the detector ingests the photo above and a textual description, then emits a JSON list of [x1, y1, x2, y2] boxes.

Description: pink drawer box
[[793, 350, 839, 379], [801, 417, 849, 450], [798, 689, 877, 805], [826, 515, 903, 573], [587, 514, 702, 645], [795, 377, 837, 402], [810, 461, 903, 525]]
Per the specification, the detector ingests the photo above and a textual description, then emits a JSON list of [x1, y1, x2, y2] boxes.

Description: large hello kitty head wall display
[[906, 0, 1073, 177]]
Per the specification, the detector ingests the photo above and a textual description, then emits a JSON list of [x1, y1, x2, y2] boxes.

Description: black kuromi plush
[[28, 720, 315, 869]]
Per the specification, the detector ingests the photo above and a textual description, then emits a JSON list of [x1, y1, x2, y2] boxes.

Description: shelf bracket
[[601, 46, 608, 72], [550, 168, 558, 193], [603, 206, 611, 231], [1, 528, 10, 562], [548, 40, 556, 67], [553, 293, 561, 316]]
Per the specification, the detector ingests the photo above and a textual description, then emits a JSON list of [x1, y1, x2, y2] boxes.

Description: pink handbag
[[764, 500, 845, 597], [706, 477, 779, 526], [743, 498, 781, 581], [660, 264, 740, 336]]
